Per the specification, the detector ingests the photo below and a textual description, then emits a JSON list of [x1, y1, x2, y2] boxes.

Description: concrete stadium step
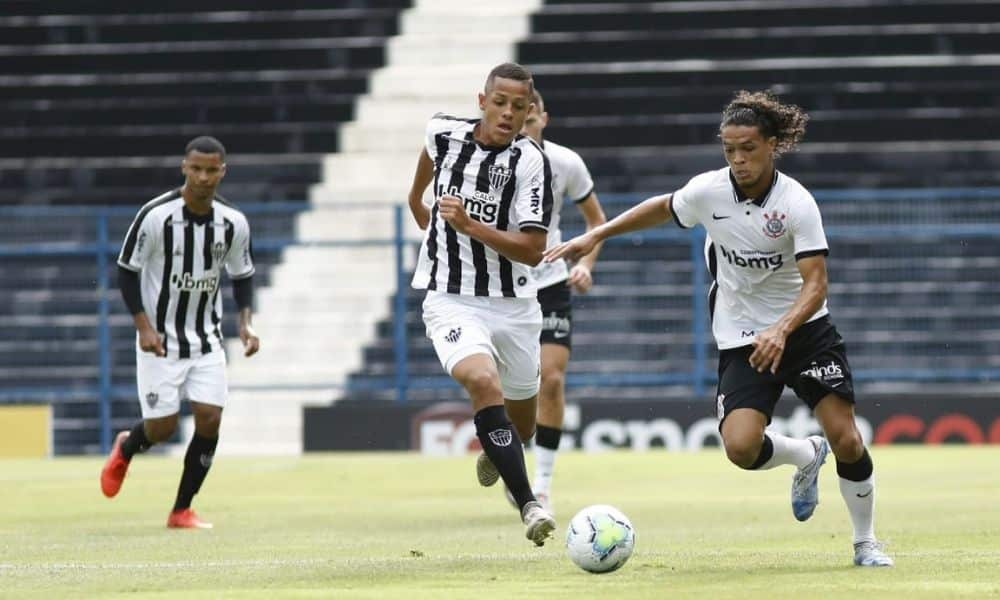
[[532, 2, 988, 33], [0, 9, 404, 46]]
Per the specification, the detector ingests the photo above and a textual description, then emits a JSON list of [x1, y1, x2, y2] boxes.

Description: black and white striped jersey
[[411, 114, 554, 298], [117, 189, 254, 359]]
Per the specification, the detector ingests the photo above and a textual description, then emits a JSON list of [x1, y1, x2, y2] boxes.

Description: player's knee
[[145, 418, 177, 443], [723, 438, 761, 469], [194, 413, 222, 437], [512, 418, 535, 441], [827, 426, 864, 461], [539, 367, 564, 400], [463, 370, 502, 402]]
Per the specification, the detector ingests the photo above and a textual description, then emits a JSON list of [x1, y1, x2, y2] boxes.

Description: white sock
[[532, 444, 557, 494], [760, 433, 816, 470], [839, 475, 876, 544]]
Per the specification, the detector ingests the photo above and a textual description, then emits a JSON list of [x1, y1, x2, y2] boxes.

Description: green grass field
[[2, 446, 998, 598]]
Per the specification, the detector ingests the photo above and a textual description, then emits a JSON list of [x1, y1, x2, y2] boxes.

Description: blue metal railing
[[2, 188, 1000, 452]]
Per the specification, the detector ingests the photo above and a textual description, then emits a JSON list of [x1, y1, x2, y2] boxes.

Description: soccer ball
[[565, 504, 636, 573]]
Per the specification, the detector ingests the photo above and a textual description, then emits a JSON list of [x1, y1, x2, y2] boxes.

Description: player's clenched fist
[[438, 195, 472, 234]]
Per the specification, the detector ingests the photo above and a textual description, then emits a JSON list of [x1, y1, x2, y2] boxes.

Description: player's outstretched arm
[[408, 148, 434, 230], [545, 193, 673, 263]]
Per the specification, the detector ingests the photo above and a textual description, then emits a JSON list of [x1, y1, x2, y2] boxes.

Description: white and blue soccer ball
[[565, 504, 636, 573]]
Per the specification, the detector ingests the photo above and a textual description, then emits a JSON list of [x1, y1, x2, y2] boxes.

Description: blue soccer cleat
[[791, 435, 829, 521]]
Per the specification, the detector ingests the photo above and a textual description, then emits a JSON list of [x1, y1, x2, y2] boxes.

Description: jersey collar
[[729, 169, 778, 208]]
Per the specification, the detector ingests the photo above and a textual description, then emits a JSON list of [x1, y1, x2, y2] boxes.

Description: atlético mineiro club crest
[[762, 211, 787, 238], [488, 165, 512, 191]]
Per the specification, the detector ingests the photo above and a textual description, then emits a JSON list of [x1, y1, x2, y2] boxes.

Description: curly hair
[[720, 90, 808, 156]]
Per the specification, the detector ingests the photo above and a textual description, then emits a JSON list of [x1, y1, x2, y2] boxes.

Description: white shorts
[[135, 348, 228, 419], [422, 291, 542, 400]]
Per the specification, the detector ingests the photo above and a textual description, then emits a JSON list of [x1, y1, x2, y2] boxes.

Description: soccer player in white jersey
[[514, 89, 606, 512], [407, 62, 557, 546], [546, 91, 893, 567], [101, 136, 261, 529]]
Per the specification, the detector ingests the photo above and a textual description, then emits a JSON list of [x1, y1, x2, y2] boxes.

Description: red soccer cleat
[[167, 508, 213, 529], [100, 431, 131, 498]]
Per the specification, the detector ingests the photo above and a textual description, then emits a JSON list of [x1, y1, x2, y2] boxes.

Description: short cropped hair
[[485, 62, 534, 95], [185, 136, 226, 160]]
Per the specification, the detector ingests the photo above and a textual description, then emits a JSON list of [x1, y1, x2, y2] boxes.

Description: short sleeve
[[669, 174, 708, 229], [514, 145, 553, 231], [117, 208, 159, 272], [791, 194, 829, 260], [425, 113, 458, 162], [564, 150, 595, 204], [225, 214, 255, 279]]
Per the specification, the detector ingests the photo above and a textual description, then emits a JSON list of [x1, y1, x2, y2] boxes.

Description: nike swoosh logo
[[712, 213, 730, 220], [831, 381, 844, 388], [856, 490, 873, 498]]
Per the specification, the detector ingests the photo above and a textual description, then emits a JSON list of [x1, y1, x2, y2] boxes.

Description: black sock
[[535, 424, 562, 451], [836, 447, 874, 481], [474, 405, 535, 511], [120, 421, 152, 460], [173, 434, 218, 511], [747, 434, 775, 470]]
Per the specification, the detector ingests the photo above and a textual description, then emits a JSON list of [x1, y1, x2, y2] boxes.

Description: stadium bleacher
[[0, 1, 413, 453], [1, 0, 412, 205], [3, 0, 999, 453], [523, 0, 1000, 192], [341, 0, 1000, 402]]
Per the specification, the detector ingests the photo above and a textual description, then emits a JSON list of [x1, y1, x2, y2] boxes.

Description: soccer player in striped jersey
[[101, 136, 261, 529], [546, 91, 893, 567], [407, 62, 557, 546], [516, 89, 607, 513]]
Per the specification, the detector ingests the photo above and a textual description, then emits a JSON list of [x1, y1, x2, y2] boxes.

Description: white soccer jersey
[[117, 189, 255, 359], [671, 167, 829, 350], [530, 139, 595, 289], [412, 114, 554, 298]]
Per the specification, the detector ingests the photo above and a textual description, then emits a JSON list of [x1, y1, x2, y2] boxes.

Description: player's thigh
[[422, 291, 496, 376], [182, 350, 228, 410], [716, 346, 783, 434], [135, 349, 185, 419], [492, 298, 543, 401]]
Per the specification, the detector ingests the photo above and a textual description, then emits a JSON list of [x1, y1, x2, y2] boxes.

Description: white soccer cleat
[[476, 452, 500, 487], [853, 541, 894, 567], [791, 435, 829, 521], [521, 500, 556, 547]]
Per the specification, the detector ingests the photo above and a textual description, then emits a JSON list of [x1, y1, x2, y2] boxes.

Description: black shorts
[[538, 280, 572, 349], [716, 315, 855, 426]]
